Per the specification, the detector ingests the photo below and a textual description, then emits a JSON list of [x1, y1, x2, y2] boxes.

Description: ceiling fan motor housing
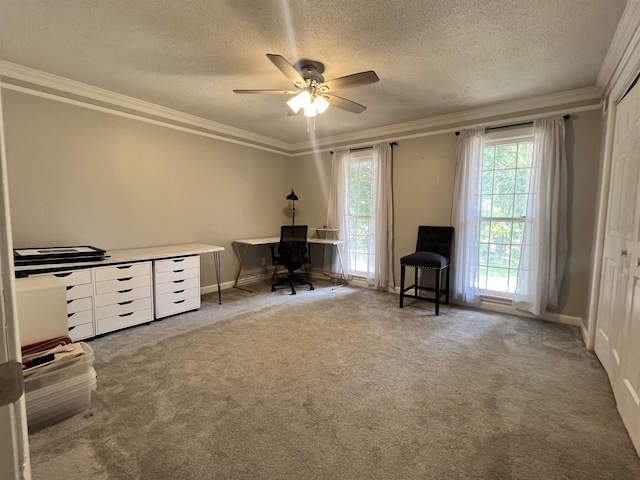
[[296, 60, 326, 88]]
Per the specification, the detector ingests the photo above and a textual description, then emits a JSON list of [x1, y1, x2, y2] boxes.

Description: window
[[348, 152, 374, 276], [479, 134, 532, 296]]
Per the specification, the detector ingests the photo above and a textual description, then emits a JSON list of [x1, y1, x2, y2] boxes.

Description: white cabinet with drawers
[[154, 255, 201, 319], [35, 269, 96, 341], [94, 262, 153, 334], [16, 243, 223, 340]]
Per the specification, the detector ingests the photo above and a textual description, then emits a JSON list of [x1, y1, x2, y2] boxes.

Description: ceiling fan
[[233, 54, 379, 118]]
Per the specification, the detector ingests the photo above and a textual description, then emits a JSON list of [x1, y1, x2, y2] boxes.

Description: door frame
[[587, 7, 640, 350], [0, 78, 31, 478]]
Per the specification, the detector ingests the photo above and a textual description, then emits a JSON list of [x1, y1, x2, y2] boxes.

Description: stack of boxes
[[16, 276, 97, 430]]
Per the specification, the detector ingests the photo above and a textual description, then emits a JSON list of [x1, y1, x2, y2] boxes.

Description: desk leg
[[233, 243, 253, 293], [214, 250, 222, 304], [334, 244, 348, 289]]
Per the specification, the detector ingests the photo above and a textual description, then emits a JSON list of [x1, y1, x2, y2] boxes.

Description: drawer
[[155, 256, 199, 273], [67, 296, 92, 315], [156, 287, 200, 306], [155, 267, 199, 284], [95, 274, 151, 295], [95, 262, 151, 282], [39, 269, 92, 287], [155, 276, 199, 295], [65, 282, 93, 301], [156, 296, 200, 319], [96, 297, 152, 320], [68, 322, 95, 341], [67, 309, 93, 328], [94, 286, 151, 307], [97, 308, 153, 334]]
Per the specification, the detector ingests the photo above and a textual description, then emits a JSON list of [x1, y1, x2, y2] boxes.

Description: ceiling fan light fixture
[[313, 95, 330, 114], [303, 105, 318, 117], [287, 90, 311, 113]]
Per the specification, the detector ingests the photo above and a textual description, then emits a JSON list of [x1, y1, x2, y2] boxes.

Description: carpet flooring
[[27, 280, 640, 479]]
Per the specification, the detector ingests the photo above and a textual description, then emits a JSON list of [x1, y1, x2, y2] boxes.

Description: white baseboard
[[200, 271, 272, 295], [579, 322, 590, 347], [475, 299, 583, 327], [202, 277, 585, 331], [393, 284, 584, 327], [200, 268, 341, 295]]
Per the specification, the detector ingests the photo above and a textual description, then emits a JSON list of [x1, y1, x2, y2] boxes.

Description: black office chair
[[399, 226, 454, 315], [271, 225, 314, 295]]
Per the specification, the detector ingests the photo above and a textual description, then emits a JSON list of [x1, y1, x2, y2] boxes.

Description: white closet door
[[595, 95, 631, 375], [595, 81, 640, 456]]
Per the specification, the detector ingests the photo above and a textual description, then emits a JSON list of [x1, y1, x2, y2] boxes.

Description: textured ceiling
[[0, 0, 628, 145]]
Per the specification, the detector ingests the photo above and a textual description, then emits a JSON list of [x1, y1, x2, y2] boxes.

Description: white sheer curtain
[[326, 149, 351, 277], [513, 116, 568, 315], [370, 143, 394, 290], [451, 127, 484, 305]]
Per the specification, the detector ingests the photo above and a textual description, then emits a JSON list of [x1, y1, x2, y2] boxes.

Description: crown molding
[[597, 0, 640, 96], [0, 60, 291, 153], [0, 59, 602, 156], [289, 86, 602, 153]]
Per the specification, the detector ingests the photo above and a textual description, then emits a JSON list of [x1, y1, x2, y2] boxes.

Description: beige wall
[[2, 88, 603, 321], [2, 90, 293, 287], [561, 109, 603, 319], [293, 109, 603, 321]]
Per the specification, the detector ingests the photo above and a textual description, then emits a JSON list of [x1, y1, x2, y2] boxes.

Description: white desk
[[16, 243, 225, 304], [232, 236, 348, 291]]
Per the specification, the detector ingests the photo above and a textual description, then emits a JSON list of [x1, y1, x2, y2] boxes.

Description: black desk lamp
[[286, 189, 298, 225]]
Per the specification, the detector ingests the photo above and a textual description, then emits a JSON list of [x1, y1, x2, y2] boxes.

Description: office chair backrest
[[278, 225, 309, 268], [416, 226, 454, 258]]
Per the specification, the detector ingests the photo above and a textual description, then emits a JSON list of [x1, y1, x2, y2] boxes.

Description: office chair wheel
[[271, 285, 276, 292], [310, 285, 314, 290]]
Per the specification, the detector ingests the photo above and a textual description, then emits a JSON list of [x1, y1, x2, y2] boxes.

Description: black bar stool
[[399, 226, 454, 315]]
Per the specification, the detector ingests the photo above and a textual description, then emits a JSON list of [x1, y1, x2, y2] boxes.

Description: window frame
[[347, 150, 374, 277], [479, 127, 533, 298]]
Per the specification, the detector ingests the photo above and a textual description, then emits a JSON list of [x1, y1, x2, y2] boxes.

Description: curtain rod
[[330, 141, 397, 155], [454, 114, 570, 136]]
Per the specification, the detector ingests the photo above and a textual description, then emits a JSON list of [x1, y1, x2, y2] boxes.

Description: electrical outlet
[[261, 257, 266, 266]]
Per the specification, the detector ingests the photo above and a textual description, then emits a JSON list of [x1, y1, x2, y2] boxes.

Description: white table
[[232, 236, 348, 292]]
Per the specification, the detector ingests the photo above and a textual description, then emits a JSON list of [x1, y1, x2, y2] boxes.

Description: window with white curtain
[[328, 143, 393, 289], [480, 131, 533, 297], [348, 151, 374, 276], [452, 118, 566, 314]]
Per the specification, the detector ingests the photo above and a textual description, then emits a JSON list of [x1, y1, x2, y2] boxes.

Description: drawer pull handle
[[69, 325, 76, 331], [118, 300, 133, 306], [173, 269, 185, 273], [173, 290, 185, 294], [66, 286, 74, 291], [117, 289, 133, 294], [54, 272, 73, 278], [119, 312, 134, 317], [66, 300, 73, 304], [173, 279, 185, 284], [173, 258, 185, 263], [117, 265, 133, 269], [68, 312, 75, 318], [117, 277, 133, 282], [174, 300, 186, 304]]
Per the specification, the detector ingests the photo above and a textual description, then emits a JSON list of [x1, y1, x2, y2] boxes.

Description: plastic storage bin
[[24, 342, 97, 430]]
